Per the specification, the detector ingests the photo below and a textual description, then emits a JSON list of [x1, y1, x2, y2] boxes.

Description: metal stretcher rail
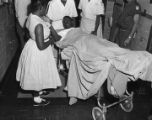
[[92, 89, 134, 120]]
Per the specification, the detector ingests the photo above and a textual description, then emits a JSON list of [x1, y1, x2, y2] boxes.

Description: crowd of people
[[14, 0, 151, 119]]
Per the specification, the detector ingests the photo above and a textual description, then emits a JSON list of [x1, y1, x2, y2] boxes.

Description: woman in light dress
[[16, 0, 61, 106], [78, 0, 104, 37]]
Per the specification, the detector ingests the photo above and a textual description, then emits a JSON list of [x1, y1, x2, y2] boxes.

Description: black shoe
[[39, 90, 50, 96], [33, 99, 50, 107]]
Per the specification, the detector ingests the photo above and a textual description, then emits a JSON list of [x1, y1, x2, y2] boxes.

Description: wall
[[0, 4, 18, 82]]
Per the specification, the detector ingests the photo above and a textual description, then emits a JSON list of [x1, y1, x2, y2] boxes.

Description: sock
[[34, 96, 42, 103]]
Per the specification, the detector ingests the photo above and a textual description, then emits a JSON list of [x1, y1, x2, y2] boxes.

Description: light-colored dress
[[78, 0, 104, 37], [46, 0, 78, 30], [16, 14, 61, 91], [14, 0, 31, 27]]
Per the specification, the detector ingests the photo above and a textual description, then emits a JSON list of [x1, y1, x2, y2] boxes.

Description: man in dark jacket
[[112, 0, 141, 48], [109, 0, 124, 42]]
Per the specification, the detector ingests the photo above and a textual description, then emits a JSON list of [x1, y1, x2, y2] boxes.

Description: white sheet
[[57, 28, 152, 99]]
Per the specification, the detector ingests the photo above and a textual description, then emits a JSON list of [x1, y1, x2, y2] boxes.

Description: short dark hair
[[62, 16, 74, 29], [28, 0, 48, 14], [63, 16, 73, 22]]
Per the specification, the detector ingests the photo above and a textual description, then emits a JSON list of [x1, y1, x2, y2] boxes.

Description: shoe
[[39, 90, 50, 96], [33, 99, 50, 107], [92, 107, 105, 120], [120, 95, 133, 112]]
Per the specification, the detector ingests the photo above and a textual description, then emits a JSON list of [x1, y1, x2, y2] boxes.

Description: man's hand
[[109, 17, 113, 27], [124, 38, 131, 46]]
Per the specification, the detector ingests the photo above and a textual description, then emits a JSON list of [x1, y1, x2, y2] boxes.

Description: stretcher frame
[[57, 47, 134, 120], [92, 89, 134, 120]]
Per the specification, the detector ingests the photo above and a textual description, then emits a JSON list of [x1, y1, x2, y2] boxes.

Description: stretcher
[[56, 28, 152, 120]]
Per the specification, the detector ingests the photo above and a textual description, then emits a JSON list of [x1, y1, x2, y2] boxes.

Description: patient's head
[[62, 16, 74, 29]]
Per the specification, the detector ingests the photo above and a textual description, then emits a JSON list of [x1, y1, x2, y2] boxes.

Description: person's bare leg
[[69, 97, 78, 105]]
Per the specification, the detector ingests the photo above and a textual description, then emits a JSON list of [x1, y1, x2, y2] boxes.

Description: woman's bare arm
[[35, 24, 52, 50]]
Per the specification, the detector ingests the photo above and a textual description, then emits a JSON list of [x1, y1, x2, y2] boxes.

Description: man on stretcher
[[55, 16, 152, 109]]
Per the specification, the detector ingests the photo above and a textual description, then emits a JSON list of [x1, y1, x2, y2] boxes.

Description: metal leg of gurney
[[57, 48, 68, 77], [57, 48, 61, 72], [92, 89, 134, 120]]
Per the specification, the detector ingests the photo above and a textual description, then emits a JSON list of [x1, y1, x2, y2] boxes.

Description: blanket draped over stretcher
[[56, 28, 152, 100]]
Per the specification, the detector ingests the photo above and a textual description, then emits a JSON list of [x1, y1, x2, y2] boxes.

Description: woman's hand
[[49, 25, 62, 42], [42, 16, 52, 24], [49, 35, 55, 45]]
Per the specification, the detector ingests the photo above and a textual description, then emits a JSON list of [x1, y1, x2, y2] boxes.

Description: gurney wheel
[[92, 107, 106, 120], [120, 97, 133, 112]]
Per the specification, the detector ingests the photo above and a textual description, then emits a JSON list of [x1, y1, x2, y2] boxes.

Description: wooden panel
[[6, 26, 18, 60], [0, 5, 18, 82], [0, 34, 7, 81]]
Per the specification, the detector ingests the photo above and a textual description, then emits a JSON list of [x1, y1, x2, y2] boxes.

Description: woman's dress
[[16, 14, 61, 91]]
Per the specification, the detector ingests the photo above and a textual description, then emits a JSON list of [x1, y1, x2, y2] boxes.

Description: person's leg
[[39, 89, 50, 96], [115, 29, 130, 48], [69, 97, 78, 105], [109, 23, 119, 42]]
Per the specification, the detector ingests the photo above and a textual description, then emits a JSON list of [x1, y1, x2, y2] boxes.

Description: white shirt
[[78, 0, 104, 20], [46, 0, 78, 30], [14, 0, 31, 27]]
